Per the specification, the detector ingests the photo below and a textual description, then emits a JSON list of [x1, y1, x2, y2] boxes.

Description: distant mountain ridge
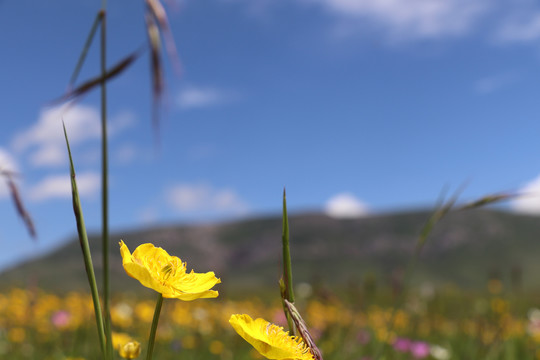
[[2, 209, 540, 294]]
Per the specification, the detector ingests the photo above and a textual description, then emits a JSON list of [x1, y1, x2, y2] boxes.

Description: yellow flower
[[119, 341, 141, 359], [229, 314, 314, 360], [119, 240, 221, 300], [112, 332, 141, 359]]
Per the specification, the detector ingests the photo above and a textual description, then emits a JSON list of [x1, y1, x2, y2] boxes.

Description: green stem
[[146, 293, 164, 360], [63, 123, 107, 357], [281, 188, 296, 334], [68, 12, 102, 89], [99, 9, 113, 360]]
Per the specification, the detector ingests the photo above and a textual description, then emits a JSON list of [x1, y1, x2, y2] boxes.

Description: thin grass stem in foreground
[[68, 12, 103, 89], [98, 9, 113, 359], [63, 123, 107, 357], [281, 188, 296, 335]]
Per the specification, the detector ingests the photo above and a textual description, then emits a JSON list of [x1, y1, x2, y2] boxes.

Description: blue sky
[[3, 0, 540, 269]]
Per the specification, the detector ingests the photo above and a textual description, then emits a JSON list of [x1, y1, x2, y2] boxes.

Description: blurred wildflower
[[119, 240, 221, 300], [120, 341, 141, 359], [111, 302, 134, 328], [528, 308, 540, 342], [356, 329, 371, 345], [135, 301, 155, 323], [410, 341, 430, 359], [430, 345, 450, 360], [491, 298, 508, 314], [8, 327, 26, 343], [488, 279, 503, 294], [51, 310, 71, 330], [112, 332, 133, 350], [182, 335, 197, 349], [229, 314, 314, 360], [392, 337, 410, 352], [209, 340, 225, 355]]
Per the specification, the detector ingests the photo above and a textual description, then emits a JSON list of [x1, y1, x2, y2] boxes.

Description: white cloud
[[113, 144, 137, 164], [495, 12, 540, 42], [0, 149, 19, 199], [28, 172, 100, 202], [0, 148, 18, 173], [325, 192, 369, 219], [304, 0, 488, 40], [13, 103, 100, 151], [138, 206, 159, 224], [166, 183, 249, 214], [13, 104, 134, 168], [474, 72, 518, 94], [229, 0, 540, 44], [511, 175, 540, 214], [177, 86, 238, 109]]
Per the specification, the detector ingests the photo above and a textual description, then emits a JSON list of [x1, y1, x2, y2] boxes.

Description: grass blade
[[99, 10, 114, 360], [284, 300, 323, 360], [1, 170, 36, 239], [53, 49, 142, 104], [145, 0, 182, 75], [68, 12, 103, 90], [281, 188, 296, 335], [63, 122, 107, 358], [458, 192, 517, 211], [145, 9, 165, 138]]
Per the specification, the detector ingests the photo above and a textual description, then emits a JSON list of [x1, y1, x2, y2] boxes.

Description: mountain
[[1, 209, 540, 295]]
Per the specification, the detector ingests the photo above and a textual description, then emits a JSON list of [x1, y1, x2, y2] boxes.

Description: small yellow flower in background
[[8, 327, 26, 343], [111, 302, 134, 328], [229, 314, 314, 360], [182, 335, 197, 349], [119, 240, 221, 300], [120, 341, 141, 359], [209, 340, 225, 355], [488, 279, 503, 295]]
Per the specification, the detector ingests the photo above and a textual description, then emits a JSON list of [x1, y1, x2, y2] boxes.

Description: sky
[[3, 0, 540, 270]]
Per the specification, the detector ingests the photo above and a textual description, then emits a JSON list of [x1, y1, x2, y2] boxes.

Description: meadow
[[2, 279, 540, 359]]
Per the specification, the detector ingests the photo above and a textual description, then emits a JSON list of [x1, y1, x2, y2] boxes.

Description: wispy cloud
[[166, 183, 249, 215], [177, 85, 239, 109], [231, 0, 540, 45], [113, 144, 138, 164], [495, 11, 540, 43], [511, 175, 540, 214], [28, 172, 100, 202], [302, 0, 489, 40], [325, 192, 369, 219], [473, 71, 518, 94], [12, 104, 135, 168]]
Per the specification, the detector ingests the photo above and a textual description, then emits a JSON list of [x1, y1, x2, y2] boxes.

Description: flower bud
[[120, 341, 141, 359]]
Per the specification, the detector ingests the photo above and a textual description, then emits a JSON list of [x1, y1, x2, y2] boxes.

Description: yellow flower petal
[[119, 240, 221, 300], [229, 314, 314, 360]]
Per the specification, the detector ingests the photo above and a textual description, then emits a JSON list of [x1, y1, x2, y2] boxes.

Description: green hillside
[[2, 209, 540, 295]]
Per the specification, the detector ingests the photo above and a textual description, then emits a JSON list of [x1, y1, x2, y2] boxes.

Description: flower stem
[[146, 293, 164, 360]]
